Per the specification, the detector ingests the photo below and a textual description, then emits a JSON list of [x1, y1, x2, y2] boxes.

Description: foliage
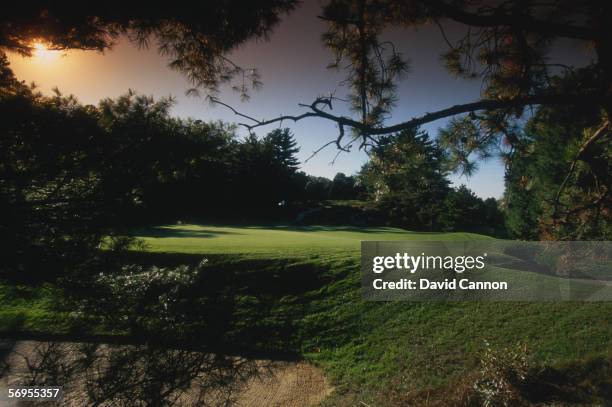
[[359, 127, 505, 233], [322, 0, 409, 126], [94, 259, 207, 335], [440, 186, 505, 235], [472, 341, 529, 407], [0, 2, 298, 98], [329, 173, 363, 200], [322, 6, 611, 241], [265, 128, 300, 171], [299, 174, 362, 203], [360, 128, 450, 230], [504, 102, 611, 240], [231, 130, 303, 215], [0, 67, 133, 282], [203, 0, 611, 175], [305, 176, 334, 202], [0, 75, 366, 281]]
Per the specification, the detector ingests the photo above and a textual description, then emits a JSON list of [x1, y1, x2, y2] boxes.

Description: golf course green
[[136, 223, 489, 255]]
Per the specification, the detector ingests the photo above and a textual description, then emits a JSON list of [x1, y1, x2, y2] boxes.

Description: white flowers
[[96, 258, 208, 322], [99, 260, 206, 291]]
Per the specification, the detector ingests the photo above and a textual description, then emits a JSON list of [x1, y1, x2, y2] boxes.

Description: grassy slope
[[137, 225, 612, 404], [2, 224, 611, 405]]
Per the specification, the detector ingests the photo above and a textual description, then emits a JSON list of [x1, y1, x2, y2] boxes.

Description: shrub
[[473, 340, 529, 406]]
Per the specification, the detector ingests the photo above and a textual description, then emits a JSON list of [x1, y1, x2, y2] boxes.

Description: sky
[[6, 1, 591, 199]]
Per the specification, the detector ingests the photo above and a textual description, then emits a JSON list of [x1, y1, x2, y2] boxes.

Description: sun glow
[[32, 42, 61, 62]]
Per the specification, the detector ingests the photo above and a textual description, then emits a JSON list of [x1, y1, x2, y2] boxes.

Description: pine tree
[[264, 128, 300, 172], [360, 128, 451, 230]]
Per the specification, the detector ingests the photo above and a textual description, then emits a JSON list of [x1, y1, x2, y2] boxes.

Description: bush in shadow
[[60, 254, 332, 355]]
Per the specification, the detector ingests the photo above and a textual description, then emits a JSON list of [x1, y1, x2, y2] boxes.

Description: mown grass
[[1, 223, 611, 405], [0, 284, 59, 332], [135, 224, 486, 255]]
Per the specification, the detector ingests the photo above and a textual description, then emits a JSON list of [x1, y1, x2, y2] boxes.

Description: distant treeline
[[358, 130, 504, 235], [0, 80, 501, 232]]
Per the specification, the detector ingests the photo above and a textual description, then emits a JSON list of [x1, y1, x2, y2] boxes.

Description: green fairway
[[135, 224, 612, 404], [136, 223, 489, 255], [130, 225, 612, 405], [2, 224, 612, 405]]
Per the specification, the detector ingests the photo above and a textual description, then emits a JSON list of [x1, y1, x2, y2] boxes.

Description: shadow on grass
[[135, 226, 244, 239], [1, 340, 266, 406], [1, 249, 343, 405], [58, 251, 333, 358], [134, 223, 482, 239], [258, 225, 410, 234], [163, 223, 427, 235], [137, 222, 480, 237], [520, 357, 612, 404]]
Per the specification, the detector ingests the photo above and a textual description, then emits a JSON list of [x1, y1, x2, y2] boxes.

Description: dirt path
[[0, 340, 332, 406]]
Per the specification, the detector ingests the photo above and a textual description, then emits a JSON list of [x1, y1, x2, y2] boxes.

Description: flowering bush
[[473, 340, 529, 406], [95, 258, 208, 332]]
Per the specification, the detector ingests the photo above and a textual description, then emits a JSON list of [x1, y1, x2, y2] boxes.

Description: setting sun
[[32, 42, 60, 62]]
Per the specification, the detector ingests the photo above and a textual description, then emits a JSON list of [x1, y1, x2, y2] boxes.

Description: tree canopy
[[3, 1, 609, 151], [0, 1, 297, 98], [210, 1, 610, 156], [504, 103, 610, 239]]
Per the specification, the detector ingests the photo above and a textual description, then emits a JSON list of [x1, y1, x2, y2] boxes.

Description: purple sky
[[8, 1, 591, 199]]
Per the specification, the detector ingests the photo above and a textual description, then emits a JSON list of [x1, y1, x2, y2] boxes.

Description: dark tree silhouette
[[208, 0, 610, 238], [214, 0, 610, 156], [0, 1, 297, 98], [504, 103, 610, 240], [264, 128, 300, 172]]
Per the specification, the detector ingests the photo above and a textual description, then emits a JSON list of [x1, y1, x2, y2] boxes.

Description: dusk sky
[[7, 1, 590, 199]]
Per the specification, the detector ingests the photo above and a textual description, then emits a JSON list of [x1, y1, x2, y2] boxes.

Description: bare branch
[[434, 18, 455, 50], [211, 96, 364, 133], [208, 97, 261, 124], [303, 140, 336, 163], [213, 93, 611, 139]]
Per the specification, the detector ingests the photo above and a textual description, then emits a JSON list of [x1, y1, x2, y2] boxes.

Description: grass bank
[[2, 224, 611, 405]]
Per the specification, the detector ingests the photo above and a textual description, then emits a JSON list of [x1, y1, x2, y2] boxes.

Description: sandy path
[[0, 340, 332, 406], [230, 361, 331, 406]]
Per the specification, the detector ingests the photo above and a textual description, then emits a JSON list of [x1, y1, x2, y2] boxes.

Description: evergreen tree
[[329, 173, 359, 200], [264, 128, 300, 172], [440, 186, 504, 235], [360, 128, 451, 230], [504, 103, 610, 240]]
